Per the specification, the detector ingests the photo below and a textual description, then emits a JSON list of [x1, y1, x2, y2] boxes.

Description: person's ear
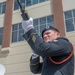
[[57, 32, 61, 37]]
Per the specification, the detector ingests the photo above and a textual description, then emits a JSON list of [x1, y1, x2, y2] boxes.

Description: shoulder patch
[[32, 35, 36, 43]]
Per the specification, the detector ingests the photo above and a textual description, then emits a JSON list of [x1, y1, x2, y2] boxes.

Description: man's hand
[[22, 17, 34, 32]]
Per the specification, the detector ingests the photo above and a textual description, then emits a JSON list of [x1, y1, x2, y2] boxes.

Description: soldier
[[22, 17, 74, 75]]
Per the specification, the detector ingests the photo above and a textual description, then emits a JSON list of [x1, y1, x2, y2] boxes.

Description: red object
[[49, 43, 74, 64]]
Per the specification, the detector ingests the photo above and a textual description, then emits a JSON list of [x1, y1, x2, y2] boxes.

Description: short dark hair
[[42, 26, 60, 38]]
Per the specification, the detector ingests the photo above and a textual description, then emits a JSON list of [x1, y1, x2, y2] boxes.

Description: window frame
[[64, 9, 75, 32]]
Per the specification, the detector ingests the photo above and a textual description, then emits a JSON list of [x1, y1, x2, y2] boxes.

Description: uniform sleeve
[[23, 29, 72, 57]]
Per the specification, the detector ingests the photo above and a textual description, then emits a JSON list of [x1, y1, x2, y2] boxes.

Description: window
[[14, 0, 25, 10], [33, 0, 38, 4], [64, 9, 75, 32], [0, 2, 6, 14], [14, 0, 19, 10], [12, 23, 24, 43], [0, 5, 2, 14], [20, 0, 25, 4], [47, 15, 54, 23], [2, 2, 6, 13], [12, 15, 54, 43], [33, 15, 54, 36], [0, 27, 3, 45], [14, 0, 48, 10], [26, 0, 31, 6], [73, 10, 75, 17], [39, 0, 45, 3], [65, 19, 74, 32]]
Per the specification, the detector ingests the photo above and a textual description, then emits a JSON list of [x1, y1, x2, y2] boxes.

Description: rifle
[[17, 0, 29, 20]]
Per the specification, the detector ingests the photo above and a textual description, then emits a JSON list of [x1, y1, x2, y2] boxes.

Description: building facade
[[0, 0, 75, 75]]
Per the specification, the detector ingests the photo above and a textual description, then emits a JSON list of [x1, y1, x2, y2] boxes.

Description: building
[[0, 0, 75, 75]]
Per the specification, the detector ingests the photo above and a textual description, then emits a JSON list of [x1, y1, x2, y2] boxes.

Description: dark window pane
[[40, 25, 46, 36], [19, 23, 23, 29], [33, 0, 38, 4], [34, 26, 39, 34], [0, 5, 1, 14], [74, 18, 75, 27], [73, 10, 75, 17], [20, 0, 25, 8], [2, 3, 6, 13], [12, 32, 17, 42], [0, 27, 3, 45], [20, 0, 25, 4], [12, 24, 18, 31], [64, 11, 72, 19], [18, 30, 24, 41], [0, 35, 2, 45], [39, 0, 45, 2], [33, 19, 38, 26], [47, 23, 54, 27], [0, 28, 3, 34], [65, 19, 74, 32], [14, 1, 19, 10], [40, 17, 46, 24], [26, 0, 31, 6], [47, 15, 54, 23]]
